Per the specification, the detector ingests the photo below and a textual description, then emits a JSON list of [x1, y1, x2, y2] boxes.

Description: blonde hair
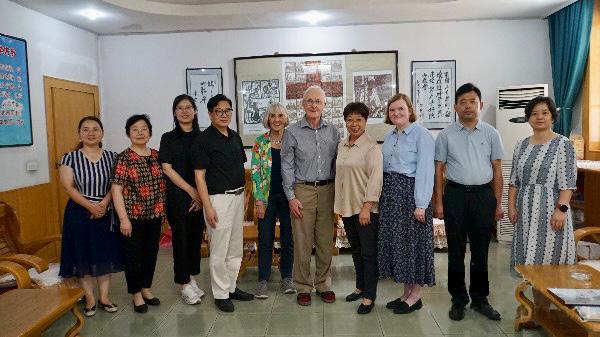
[[385, 93, 417, 124], [262, 102, 289, 129]]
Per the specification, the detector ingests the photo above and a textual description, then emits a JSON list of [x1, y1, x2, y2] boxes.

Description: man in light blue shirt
[[434, 83, 504, 322]]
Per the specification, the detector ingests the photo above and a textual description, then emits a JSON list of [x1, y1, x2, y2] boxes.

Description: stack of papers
[[548, 288, 600, 322]]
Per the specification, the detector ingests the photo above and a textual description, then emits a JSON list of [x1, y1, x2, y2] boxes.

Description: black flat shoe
[[143, 297, 160, 306], [386, 297, 404, 310], [229, 288, 254, 301], [471, 301, 501, 321], [345, 292, 362, 302], [449, 303, 466, 321], [98, 301, 118, 313], [133, 301, 148, 313], [357, 302, 374, 314], [393, 299, 423, 314], [215, 299, 234, 312]]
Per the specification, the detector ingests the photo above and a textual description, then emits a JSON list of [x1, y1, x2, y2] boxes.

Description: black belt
[[447, 180, 491, 192], [301, 179, 334, 187], [224, 187, 245, 195]]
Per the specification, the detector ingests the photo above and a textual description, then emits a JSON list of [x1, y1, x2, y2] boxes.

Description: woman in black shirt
[[158, 94, 205, 305]]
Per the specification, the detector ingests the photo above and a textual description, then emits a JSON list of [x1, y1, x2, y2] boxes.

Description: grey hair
[[262, 102, 289, 129], [302, 85, 326, 101]]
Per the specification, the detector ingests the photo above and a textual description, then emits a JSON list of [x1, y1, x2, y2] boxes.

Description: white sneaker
[[190, 278, 205, 299], [181, 285, 201, 305]]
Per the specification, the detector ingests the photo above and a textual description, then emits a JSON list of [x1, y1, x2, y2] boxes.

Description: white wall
[[99, 19, 553, 154], [0, 0, 98, 192]]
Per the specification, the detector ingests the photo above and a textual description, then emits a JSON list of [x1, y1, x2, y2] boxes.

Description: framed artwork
[[0, 33, 33, 147], [186, 67, 223, 129], [234, 51, 398, 147], [411, 60, 456, 129]]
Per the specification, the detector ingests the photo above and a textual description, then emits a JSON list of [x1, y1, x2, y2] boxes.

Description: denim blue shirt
[[382, 123, 435, 209]]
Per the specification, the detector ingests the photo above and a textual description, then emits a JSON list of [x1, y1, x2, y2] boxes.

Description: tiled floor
[[42, 242, 550, 337]]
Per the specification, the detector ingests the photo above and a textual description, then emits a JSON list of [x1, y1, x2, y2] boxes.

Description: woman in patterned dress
[[508, 96, 577, 273], [58, 116, 122, 317], [378, 93, 435, 314], [111, 114, 166, 313], [251, 102, 295, 298]]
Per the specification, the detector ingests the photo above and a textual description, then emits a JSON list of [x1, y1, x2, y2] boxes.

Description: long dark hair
[[172, 94, 200, 134], [75, 116, 103, 150]]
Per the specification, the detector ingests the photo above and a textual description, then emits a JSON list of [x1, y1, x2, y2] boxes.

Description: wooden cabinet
[[574, 165, 600, 227]]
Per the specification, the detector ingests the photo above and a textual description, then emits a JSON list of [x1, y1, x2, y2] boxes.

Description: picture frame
[[234, 51, 398, 147], [411, 60, 456, 130], [0, 33, 33, 147], [186, 67, 223, 130]]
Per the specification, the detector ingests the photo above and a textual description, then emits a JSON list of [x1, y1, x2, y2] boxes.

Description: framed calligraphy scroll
[[411, 60, 456, 129], [186, 67, 223, 129], [0, 33, 32, 147]]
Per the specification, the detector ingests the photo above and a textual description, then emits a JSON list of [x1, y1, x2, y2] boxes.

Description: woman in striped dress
[[58, 116, 122, 317]]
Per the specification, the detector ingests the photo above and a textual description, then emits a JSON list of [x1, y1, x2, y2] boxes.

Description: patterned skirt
[[378, 172, 435, 286]]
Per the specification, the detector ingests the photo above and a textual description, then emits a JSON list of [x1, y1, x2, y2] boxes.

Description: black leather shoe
[[345, 292, 362, 302], [449, 303, 466, 321], [393, 299, 423, 314], [229, 288, 254, 301], [215, 298, 235, 312], [143, 297, 160, 306], [133, 301, 148, 313], [471, 301, 501, 321], [357, 302, 374, 314], [386, 297, 404, 310]]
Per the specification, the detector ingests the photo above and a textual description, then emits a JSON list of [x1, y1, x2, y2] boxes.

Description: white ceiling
[[10, 0, 577, 35]]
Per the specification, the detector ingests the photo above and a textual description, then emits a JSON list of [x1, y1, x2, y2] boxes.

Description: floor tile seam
[[89, 312, 119, 336]]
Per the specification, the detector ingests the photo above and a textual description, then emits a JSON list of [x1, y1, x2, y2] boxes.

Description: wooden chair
[[574, 226, 600, 262], [0, 201, 63, 289]]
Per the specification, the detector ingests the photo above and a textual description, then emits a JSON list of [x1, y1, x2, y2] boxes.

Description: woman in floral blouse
[[251, 103, 295, 299], [111, 114, 166, 314]]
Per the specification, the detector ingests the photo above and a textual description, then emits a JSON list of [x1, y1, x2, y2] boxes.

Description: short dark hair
[[172, 94, 200, 134], [125, 114, 152, 136], [207, 94, 232, 112], [524, 96, 558, 121], [455, 83, 482, 102], [343, 102, 370, 120]]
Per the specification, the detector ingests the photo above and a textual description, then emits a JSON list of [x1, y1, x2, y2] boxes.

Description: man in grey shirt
[[434, 83, 504, 322], [281, 85, 340, 306]]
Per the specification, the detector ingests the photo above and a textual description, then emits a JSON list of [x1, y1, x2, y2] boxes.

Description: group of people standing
[[56, 81, 578, 324]]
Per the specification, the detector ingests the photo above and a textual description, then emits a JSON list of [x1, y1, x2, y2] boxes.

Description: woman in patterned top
[[111, 114, 166, 314], [251, 102, 295, 298], [508, 96, 577, 313], [58, 116, 122, 317]]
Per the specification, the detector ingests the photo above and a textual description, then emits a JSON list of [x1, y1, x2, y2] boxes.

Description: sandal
[[98, 301, 119, 313], [83, 305, 96, 317]]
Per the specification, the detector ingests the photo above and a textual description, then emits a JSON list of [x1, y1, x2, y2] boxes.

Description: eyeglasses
[[304, 99, 324, 106], [176, 106, 195, 112], [213, 108, 233, 117]]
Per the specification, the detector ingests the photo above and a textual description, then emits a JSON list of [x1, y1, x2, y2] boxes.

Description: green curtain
[[548, 0, 594, 137]]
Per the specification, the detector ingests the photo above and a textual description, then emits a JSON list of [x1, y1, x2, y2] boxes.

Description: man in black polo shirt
[[193, 94, 253, 312]]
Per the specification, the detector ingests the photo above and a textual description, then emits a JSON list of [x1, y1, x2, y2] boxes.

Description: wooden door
[[45, 77, 100, 226], [0, 77, 99, 261]]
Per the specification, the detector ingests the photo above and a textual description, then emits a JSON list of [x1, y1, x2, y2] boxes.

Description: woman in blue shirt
[[378, 93, 435, 314]]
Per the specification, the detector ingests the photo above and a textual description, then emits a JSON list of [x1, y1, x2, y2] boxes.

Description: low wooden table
[[515, 264, 600, 337], [0, 288, 85, 337]]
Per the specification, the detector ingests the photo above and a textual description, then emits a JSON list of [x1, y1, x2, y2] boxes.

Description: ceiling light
[[299, 11, 329, 25], [79, 9, 105, 21]]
